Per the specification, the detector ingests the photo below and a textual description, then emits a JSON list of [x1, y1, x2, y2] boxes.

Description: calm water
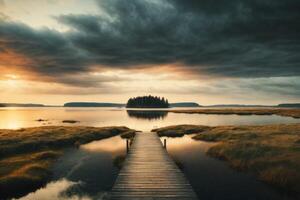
[[0, 107, 299, 131], [161, 135, 296, 200], [2, 107, 299, 200], [15, 135, 296, 200], [16, 135, 127, 200]]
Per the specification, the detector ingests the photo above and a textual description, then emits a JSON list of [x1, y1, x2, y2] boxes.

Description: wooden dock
[[110, 132, 198, 200]]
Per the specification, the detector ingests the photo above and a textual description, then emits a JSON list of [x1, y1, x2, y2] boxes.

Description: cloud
[[0, 0, 4, 7], [0, 0, 299, 90], [57, 0, 300, 77], [0, 20, 90, 75]]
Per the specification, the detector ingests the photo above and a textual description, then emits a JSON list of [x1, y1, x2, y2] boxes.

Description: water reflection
[[81, 135, 126, 154], [16, 136, 127, 200], [126, 110, 168, 120], [161, 135, 296, 200], [113, 155, 126, 170], [16, 179, 92, 200], [0, 107, 299, 131]]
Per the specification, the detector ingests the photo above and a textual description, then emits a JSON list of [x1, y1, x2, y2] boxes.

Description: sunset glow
[[0, 2, 300, 199], [0, 0, 299, 105]]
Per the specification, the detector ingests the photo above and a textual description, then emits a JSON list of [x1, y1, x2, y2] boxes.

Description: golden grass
[[0, 126, 134, 157], [168, 108, 300, 118], [120, 130, 136, 139], [0, 126, 135, 199], [0, 151, 61, 198], [152, 124, 211, 137], [153, 123, 300, 194]]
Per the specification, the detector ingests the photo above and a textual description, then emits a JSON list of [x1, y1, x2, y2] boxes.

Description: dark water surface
[[16, 136, 127, 200], [161, 135, 297, 200]]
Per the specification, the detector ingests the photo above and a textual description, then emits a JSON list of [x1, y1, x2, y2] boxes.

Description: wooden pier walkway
[[110, 132, 198, 200]]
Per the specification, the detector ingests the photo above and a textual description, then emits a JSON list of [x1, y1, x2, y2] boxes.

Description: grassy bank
[[152, 124, 211, 137], [168, 108, 300, 118], [0, 126, 135, 199], [153, 124, 300, 195]]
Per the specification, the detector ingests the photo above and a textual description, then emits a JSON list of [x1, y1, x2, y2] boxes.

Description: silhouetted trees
[[126, 95, 169, 108]]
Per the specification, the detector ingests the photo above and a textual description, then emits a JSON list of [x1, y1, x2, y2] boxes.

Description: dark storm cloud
[[60, 0, 300, 77], [0, 0, 300, 81], [0, 21, 89, 74]]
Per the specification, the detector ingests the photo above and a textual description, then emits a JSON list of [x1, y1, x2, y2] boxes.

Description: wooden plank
[[110, 132, 198, 200]]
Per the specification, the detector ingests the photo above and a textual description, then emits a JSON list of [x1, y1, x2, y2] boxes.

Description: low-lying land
[[168, 108, 300, 118], [0, 126, 135, 199], [152, 124, 211, 137], [153, 123, 300, 195]]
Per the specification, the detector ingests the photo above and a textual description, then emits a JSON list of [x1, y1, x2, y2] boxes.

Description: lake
[[0, 107, 299, 130], [2, 107, 299, 200]]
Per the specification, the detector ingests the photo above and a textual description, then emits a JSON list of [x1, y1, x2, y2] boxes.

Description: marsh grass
[[196, 124, 300, 194], [152, 125, 211, 137], [153, 124, 300, 195], [120, 130, 136, 139], [0, 126, 134, 199], [169, 108, 300, 118], [0, 126, 132, 157], [0, 151, 61, 198]]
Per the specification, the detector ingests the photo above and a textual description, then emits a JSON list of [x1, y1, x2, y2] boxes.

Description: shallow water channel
[[16, 135, 126, 200], [15, 134, 296, 200], [160, 135, 295, 200]]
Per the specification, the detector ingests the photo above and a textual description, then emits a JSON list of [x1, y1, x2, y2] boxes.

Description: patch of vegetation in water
[[152, 124, 211, 137], [62, 120, 79, 123], [120, 130, 136, 139], [168, 108, 300, 118], [0, 151, 61, 199]]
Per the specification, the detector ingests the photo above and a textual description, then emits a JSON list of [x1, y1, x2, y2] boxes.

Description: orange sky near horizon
[[0, 0, 299, 105], [0, 49, 299, 105]]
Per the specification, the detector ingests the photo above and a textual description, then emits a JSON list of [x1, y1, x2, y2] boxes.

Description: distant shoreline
[[1, 105, 300, 119], [167, 108, 300, 118], [1, 102, 300, 108]]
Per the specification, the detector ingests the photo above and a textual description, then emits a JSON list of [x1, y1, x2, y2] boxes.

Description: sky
[[0, 0, 299, 105]]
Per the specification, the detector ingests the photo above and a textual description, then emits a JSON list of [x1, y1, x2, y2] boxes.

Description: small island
[[126, 95, 169, 108]]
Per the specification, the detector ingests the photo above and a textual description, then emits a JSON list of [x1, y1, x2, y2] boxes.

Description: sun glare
[[5, 74, 18, 79], [3, 74, 20, 88]]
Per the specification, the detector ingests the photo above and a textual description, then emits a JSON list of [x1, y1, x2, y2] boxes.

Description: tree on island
[[126, 95, 169, 108]]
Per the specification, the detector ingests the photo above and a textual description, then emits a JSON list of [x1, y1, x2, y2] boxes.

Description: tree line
[[126, 95, 169, 108]]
